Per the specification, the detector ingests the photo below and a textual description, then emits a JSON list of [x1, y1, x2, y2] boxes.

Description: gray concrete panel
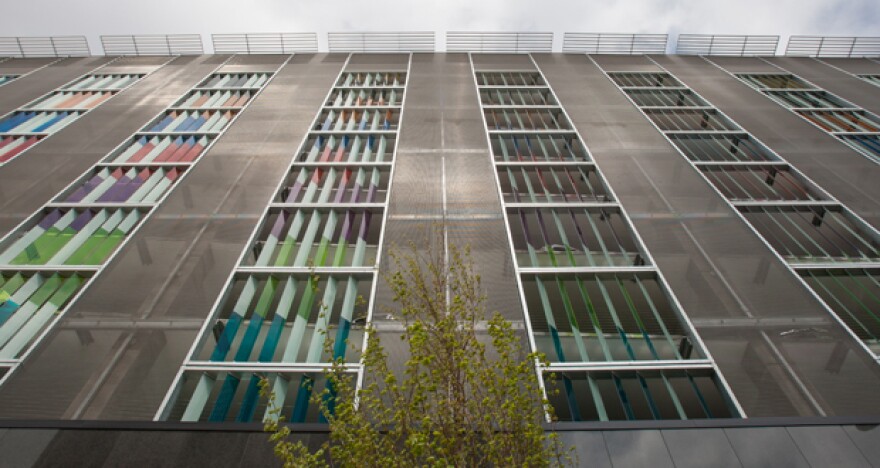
[[603, 430, 675, 468], [843, 424, 880, 466], [661, 428, 742, 468], [0, 423, 873, 467], [725, 426, 810, 467], [787, 425, 871, 468]]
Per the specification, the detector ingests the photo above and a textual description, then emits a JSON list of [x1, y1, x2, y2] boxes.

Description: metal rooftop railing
[[562, 33, 668, 54], [446, 32, 553, 53], [100, 34, 204, 56], [212, 33, 318, 54], [1, 32, 879, 57], [327, 32, 434, 53], [785, 36, 880, 58], [0, 36, 90, 57], [676, 34, 780, 56]]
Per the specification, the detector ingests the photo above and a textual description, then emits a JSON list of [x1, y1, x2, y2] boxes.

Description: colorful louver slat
[[27, 91, 114, 110], [0, 73, 144, 166], [0, 272, 85, 359], [146, 110, 235, 133], [0, 209, 142, 266], [0, 75, 19, 87]]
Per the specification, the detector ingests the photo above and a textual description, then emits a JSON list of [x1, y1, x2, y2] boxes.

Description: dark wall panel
[[0, 422, 875, 467]]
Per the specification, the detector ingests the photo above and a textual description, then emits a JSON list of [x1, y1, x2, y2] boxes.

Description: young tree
[[262, 237, 571, 466]]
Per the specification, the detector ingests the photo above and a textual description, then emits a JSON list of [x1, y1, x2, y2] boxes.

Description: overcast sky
[[1, 0, 877, 53]]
